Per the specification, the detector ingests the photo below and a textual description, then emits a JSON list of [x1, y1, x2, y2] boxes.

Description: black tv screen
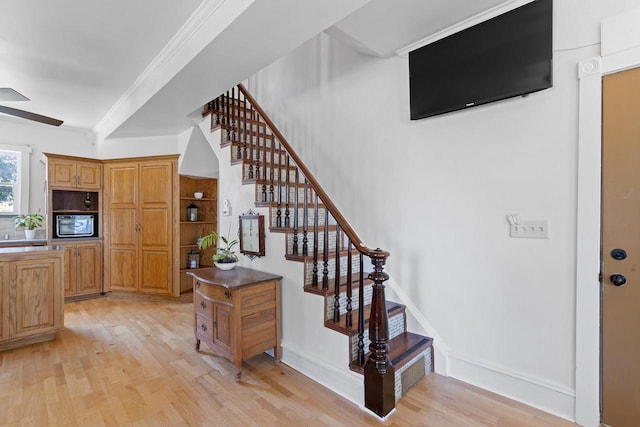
[[409, 0, 552, 120]]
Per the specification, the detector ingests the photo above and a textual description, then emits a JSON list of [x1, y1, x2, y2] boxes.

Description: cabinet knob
[[200, 323, 207, 332], [225, 290, 232, 299], [195, 281, 201, 288], [200, 301, 206, 310]]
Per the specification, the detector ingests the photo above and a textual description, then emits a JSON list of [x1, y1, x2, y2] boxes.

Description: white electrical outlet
[[510, 220, 549, 239]]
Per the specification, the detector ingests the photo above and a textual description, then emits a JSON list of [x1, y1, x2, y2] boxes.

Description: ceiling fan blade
[[0, 105, 63, 126]]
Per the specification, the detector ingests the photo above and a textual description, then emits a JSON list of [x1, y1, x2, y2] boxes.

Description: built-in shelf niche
[[52, 190, 99, 212]]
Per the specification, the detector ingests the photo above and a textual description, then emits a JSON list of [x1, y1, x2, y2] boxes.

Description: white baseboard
[[449, 352, 576, 422], [281, 342, 364, 407]]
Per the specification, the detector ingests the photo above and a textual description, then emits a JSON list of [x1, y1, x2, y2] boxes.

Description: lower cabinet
[[60, 241, 103, 299], [189, 267, 282, 381], [0, 248, 65, 351]]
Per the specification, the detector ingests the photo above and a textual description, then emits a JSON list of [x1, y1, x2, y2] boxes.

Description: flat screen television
[[409, 0, 552, 120]]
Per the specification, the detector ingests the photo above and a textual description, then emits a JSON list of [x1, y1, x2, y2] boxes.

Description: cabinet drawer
[[194, 280, 233, 304], [194, 292, 215, 316], [195, 313, 214, 342]]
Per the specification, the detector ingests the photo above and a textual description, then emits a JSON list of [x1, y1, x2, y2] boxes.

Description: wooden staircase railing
[[204, 84, 395, 417]]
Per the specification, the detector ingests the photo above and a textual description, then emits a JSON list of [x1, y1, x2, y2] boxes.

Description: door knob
[[611, 249, 627, 260], [610, 274, 627, 286]]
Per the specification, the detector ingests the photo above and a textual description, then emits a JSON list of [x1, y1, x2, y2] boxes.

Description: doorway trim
[[576, 11, 640, 426]]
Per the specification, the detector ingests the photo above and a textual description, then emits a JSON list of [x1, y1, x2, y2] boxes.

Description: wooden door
[[12, 259, 56, 338], [105, 163, 138, 292], [76, 242, 102, 294], [0, 262, 8, 341], [139, 160, 173, 294], [602, 66, 640, 426]]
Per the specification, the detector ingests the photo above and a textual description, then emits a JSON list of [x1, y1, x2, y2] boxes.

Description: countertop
[[0, 238, 47, 248], [0, 245, 64, 255], [187, 267, 282, 289]]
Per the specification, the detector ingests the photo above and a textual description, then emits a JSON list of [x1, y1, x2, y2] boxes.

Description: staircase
[[203, 84, 434, 417]]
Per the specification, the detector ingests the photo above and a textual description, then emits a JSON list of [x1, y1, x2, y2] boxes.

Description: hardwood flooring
[[0, 297, 577, 426]]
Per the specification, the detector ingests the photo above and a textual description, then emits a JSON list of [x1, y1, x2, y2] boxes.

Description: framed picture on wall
[[239, 213, 265, 257]]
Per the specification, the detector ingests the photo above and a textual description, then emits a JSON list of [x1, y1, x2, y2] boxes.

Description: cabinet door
[[105, 163, 138, 291], [76, 242, 102, 295], [49, 159, 76, 188], [76, 161, 102, 189], [61, 244, 76, 297], [12, 259, 57, 338], [0, 262, 8, 341], [139, 161, 173, 294], [212, 302, 233, 356]]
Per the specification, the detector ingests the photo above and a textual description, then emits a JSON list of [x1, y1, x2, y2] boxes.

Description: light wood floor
[[0, 297, 577, 426]]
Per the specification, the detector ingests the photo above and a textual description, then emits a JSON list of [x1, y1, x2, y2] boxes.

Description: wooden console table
[[187, 267, 282, 381]]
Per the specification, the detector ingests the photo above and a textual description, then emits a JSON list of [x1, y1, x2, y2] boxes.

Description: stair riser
[[241, 163, 296, 184], [324, 281, 372, 321], [233, 145, 287, 166], [303, 253, 363, 287], [286, 229, 347, 257], [257, 185, 316, 208], [268, 206, 335, 229], [349, 310, 406, 360], [394, 348, 433, 402]]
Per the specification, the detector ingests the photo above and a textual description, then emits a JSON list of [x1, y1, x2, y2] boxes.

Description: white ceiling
[[0, 0, 520, 139]]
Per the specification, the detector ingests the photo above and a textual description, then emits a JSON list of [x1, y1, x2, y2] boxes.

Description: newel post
[[364, 248, 395, 417]]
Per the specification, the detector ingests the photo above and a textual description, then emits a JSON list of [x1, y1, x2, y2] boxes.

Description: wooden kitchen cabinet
[[103, 155, 179, 297], [0, 247, 65, 351], [60, 240, 102, 299], [188, 267, 282, 381], [45, 154, 102, 190]]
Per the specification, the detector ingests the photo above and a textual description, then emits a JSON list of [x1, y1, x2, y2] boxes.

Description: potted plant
[[199, 230, 239, 270], [14, 212, 44, 240]]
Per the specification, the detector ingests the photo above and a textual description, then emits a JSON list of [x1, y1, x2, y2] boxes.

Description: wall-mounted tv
[[409, 0, 552, 120]]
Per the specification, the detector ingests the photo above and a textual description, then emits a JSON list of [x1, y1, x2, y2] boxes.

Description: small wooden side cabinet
[[188, 267, 282, 381]]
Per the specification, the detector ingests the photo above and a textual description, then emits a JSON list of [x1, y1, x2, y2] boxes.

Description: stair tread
[[349, 332, 433, 374], [324, 300, 404, 336]]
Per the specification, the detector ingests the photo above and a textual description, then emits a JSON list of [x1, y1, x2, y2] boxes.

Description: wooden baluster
[[276, 141, 283, 228], [214, 96, 220, 126], [224, 91, 231, 140], [284, 155, 290, 228], [255, 118, 261, 182], [248, 108, 254, 179], [262, 124, 267, 202], [210, 100, 215, 130], [269, 137, 275, 202], [312, 192, 319, 287], [346, 240, 353, 328], [357, 253, 365, 364], [333, 225, 342, 322], [322, 207, 329, 290], [239, 97, 246, 160], [302, 179, 309, 256], [292, 168, 299, 255], [364, 249, 395, 418], [224, 91, 229, 126], [229, 87, 236, 141]]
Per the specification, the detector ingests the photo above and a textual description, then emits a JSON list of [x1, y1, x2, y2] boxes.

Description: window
[[0, 150, 19, 213], [0, 145, 31, 215]]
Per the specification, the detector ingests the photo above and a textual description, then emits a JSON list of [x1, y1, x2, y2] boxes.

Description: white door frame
[[576, 10, 640, 426]]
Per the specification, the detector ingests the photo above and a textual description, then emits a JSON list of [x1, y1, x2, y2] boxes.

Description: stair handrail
[[236, 84, 388, 261]]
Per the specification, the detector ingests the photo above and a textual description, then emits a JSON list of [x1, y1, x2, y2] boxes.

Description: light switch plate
[[510, 220, 549, 239]]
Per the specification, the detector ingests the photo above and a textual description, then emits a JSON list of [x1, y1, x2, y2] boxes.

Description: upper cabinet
[[45, 154, 102, 190]]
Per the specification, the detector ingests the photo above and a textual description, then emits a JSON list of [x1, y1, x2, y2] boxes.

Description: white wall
[[244, 1, 639, 421]]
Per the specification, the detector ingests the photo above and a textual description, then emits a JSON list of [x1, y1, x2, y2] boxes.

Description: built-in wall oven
[[53, 213, 98, 239]]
